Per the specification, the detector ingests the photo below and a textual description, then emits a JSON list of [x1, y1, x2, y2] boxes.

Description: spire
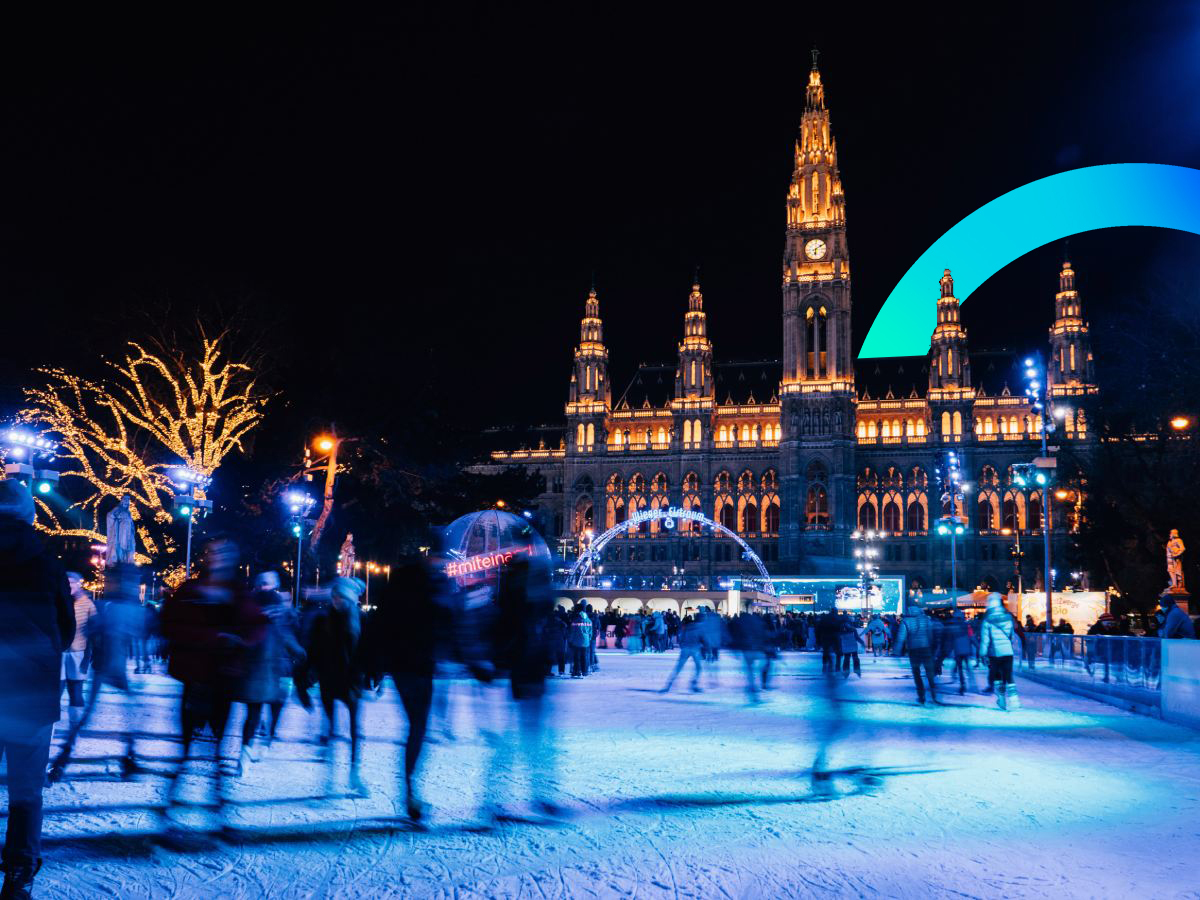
[[787, 54, 842, 229], [806, 48, 825, 112], [929, 268, 969, 390], [568, 284, 610, 410], [677, 278, 713, 400], [1049, 258, 1094, 389]]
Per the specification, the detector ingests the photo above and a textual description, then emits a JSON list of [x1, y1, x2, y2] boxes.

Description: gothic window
[[586, 422, 595, 446], [576, 423, 585, 448], [693, 419, 703, 442], [868, 420, 877, 438], [629, 473, 646, 495], [683, 420, 692, 444], [718, 425, 729, 442], [980, 464, 999, 487], [916, 418, 926, 436], [882, 496, 902, 533], [857, 421, 866, 439], [737, 470, 755, 493], [952, 411, 963, 435], [714, 471, 731, 493], [1028, 493, 1042, 530], [805, 461, 830, 528], [906, 500, 925, 533], [684, 472, 700, 493], [719, 500, 736, 531], [761, 469, 778, 491], [656, 426, 667, 445], [740, 499, 759, 534], [978, 496, 995, 530], [941, 411, 951, 437], [882, 466, 903, 490], [681, 471, 701, 533], [858, 502, 877, 529], [763, 498, 780, 534], [881, 420, 891, 438], [574, 497, 593, 534]]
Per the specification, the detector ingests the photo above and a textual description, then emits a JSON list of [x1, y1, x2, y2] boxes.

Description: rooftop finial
[[811, 46, 819, 69], [693, 264, 701, 287]]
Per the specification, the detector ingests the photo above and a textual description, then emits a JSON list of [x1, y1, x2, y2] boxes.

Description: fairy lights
[[21, 333, 269, 561]]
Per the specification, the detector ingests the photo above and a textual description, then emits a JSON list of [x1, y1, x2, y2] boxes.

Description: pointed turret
[[676, 280, 713, 400], [1048, 256, 1095, 389], [566, 285, 610, 451], [929, 269, 971, 390]]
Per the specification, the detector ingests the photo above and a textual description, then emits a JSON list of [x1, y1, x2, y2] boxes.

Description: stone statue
[[1166, 529, 1186, 592], [338, 532, 357, 578], [104, 495, 137, 566]]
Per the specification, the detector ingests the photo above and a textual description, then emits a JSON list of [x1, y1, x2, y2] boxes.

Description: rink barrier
[[1162, 640, 1200, 729], [1015, 634, 1164, 718]]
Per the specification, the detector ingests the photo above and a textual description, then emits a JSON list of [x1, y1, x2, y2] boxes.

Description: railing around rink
[[1016, 633, 1163, 712]]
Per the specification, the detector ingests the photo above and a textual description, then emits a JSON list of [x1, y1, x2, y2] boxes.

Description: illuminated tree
[[22, 331, 270, 561]]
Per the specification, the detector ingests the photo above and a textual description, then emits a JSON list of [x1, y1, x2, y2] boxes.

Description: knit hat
[[0, 479, 35, 524]]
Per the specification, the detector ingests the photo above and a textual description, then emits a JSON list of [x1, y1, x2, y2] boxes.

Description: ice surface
[[10, 651, 1200, 898]]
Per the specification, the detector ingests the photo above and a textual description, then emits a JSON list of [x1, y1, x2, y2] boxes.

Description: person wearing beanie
[[0, 480, 75, 898], [1158, 595, 1196, 640]]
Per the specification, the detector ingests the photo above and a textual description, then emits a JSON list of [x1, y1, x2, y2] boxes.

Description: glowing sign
[[445, 549, 520, 577]]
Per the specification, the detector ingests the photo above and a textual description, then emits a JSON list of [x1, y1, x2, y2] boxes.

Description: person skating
[[837, 612, 864, 678], [567, 605, 591, 676], [160, 539, 266, 825], [364, 557, 442, 823], [305, 576, 368, 795], [48, 563, 142, 783], [943, 609, 976, 695], [58, 573, 96, 744], [660, 613, 704, 693], [0, 481, 74, 899], [894, 601, 937, 705], [235, 571, 303, 775], [978, 593, 1020, 710]]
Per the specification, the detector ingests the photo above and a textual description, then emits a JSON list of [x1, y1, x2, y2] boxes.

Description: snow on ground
[[11, 650, 1200, 899]]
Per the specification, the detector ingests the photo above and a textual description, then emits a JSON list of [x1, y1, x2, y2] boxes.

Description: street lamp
[[170, 467, 213, 578], [3, 426, 59, 497], [1000, 527, 1024, 594], [850, 528, 883, 613], [1023, 354, 1056, 628], [1170, 415, 1191, 432], [935, 450, 970, 603], [285, 489, 316, 604]]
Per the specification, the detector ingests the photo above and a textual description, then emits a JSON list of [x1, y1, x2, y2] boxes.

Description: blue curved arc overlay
[[858, 164, 1200, 359]]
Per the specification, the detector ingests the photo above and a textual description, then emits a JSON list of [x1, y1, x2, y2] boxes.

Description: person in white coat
[[977, 593, 1020, 710]]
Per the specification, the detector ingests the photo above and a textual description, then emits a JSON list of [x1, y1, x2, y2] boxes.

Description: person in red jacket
[[160, 538, 266, 826]]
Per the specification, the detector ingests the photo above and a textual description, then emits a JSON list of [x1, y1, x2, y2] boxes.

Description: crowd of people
[[2, 472, 1197, 898]]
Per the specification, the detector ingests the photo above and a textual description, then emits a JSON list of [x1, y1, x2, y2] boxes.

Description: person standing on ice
[[978, 593, 1020, 710], [660, 612, 704, 693], [305, 576, 368, 795], [49, 562, 142, 783], [567, 605, 591, 676], [894, 600, 937, 705], [0, 480, 74, 900], [58, 572, 96, 741], [161, 538, 266, 818]]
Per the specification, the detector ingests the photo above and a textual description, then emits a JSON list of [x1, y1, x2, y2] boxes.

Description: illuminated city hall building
[[489, 58, 1098, 595]]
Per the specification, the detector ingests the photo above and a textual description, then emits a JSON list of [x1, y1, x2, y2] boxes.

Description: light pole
[[285, 489, 316, 605], [1023, 355, 1056, 629], [935, 450, 970, 604], [1001, 527, 1023, 594], [850, 528, 882, 613], [169, 467, 213, 579]]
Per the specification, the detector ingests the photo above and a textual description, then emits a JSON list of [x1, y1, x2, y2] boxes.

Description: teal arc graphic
[[858, 164, 1200, 359]]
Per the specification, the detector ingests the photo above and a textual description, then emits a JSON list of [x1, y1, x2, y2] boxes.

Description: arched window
[[941, 411, 951, 437], [883, 500, 902, 532], [906, 500, 925, 533], [694, 419, 703, 442], [857, 421, 866, 439], [1028, 494, 1042, 529], [1002, 496, 1017, 531], [916, 418, 926, 436], [805, 461, 830, 527], [740, 424, 750, 443], [741, 500, 759, 534], [881, 420, 891, 438], [586, 422, 595, 446], [867, 420, 877, 438], [576, 423, 585, 448], [952, 411, 963, 435], [719, 500, 736, 531], [656, 426, 667, 445], [718, 425, 728, 442], [764, 501, 780, 534], [859, 502, 877, 529], [978, 497, 994, 530], [683, 420, 692, 444], [738, 470, 755, 493]]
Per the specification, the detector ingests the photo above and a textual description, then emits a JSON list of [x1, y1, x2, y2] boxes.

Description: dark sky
[[3, 3, 1200, 451]]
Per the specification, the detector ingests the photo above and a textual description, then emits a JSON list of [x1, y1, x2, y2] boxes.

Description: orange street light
[[315, 436, 336, 453], [1170, 416, 1191, 431], [495, 499, 506, 508], [1054, 488, 1070, 501]]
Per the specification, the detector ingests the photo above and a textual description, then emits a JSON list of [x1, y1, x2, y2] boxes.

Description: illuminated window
[[952, 411, 963, 435], [741, 424, 750, 442], [881, 420, 891, 438], [1069, 344, 1076, 371], [656, 426, 666, 445], [868, 420, 877, 438], [941, 411, 951, 436], [586, 423, 595, 446], [718, 425, 728, 441], [683, 420, 692, 444], [857, 421, 866, 439], [693, 419, 703, 442], [999, 417, 1008, 434], [916, 419, 926, 436], [576, 423, 585, 447]]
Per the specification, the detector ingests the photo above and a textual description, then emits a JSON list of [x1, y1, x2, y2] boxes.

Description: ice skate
[[1005, 684, 1021, 710], [995, 682, 1007, 710]]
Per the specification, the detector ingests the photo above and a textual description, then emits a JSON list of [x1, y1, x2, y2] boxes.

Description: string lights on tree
[[21, 331, 270, 561]]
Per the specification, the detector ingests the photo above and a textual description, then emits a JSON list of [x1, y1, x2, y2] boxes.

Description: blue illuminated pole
[[1024, 355, 1054, 631]]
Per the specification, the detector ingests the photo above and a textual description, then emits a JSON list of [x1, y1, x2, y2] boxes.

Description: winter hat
[[0, 479, 35, 524], [985, 592, 1004, 610]]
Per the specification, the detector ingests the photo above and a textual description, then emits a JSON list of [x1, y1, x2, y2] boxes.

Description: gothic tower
[[566, 286, 610, 453], [779, 51, 856, 568], [1047, 255, 1096, 439], [674, 279, 714, 448], [927, 269, 973, 443]]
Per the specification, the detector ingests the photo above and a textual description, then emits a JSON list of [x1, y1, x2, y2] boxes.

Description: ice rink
[[16, 650, 1200, 898]]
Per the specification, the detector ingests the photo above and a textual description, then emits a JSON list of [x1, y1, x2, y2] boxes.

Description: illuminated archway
[[566, 505, 776, 596]]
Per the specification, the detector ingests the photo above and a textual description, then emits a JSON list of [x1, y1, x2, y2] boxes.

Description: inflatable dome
[[440, 509, 551, 586]]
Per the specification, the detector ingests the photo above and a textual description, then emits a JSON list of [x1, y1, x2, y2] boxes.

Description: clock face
[[804, 238, 827, 260]]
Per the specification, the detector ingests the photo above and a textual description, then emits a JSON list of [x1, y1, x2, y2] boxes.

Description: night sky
[[3, 3, 1199, 450]]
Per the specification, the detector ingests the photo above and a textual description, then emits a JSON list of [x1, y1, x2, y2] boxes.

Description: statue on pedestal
[[338, 532, 356, 578], [1166, 529, 1186, 592], [104, 495, 137, 566]]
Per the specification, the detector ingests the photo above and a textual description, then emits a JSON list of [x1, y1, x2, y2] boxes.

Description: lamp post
[[850, 528, 882, 614], [935, 450, 970, 604], [1023, 355, 1055, 629], [169, 467, 213, 579], [285, 489, 316, 605], [1001, 527, 1023, 594]]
